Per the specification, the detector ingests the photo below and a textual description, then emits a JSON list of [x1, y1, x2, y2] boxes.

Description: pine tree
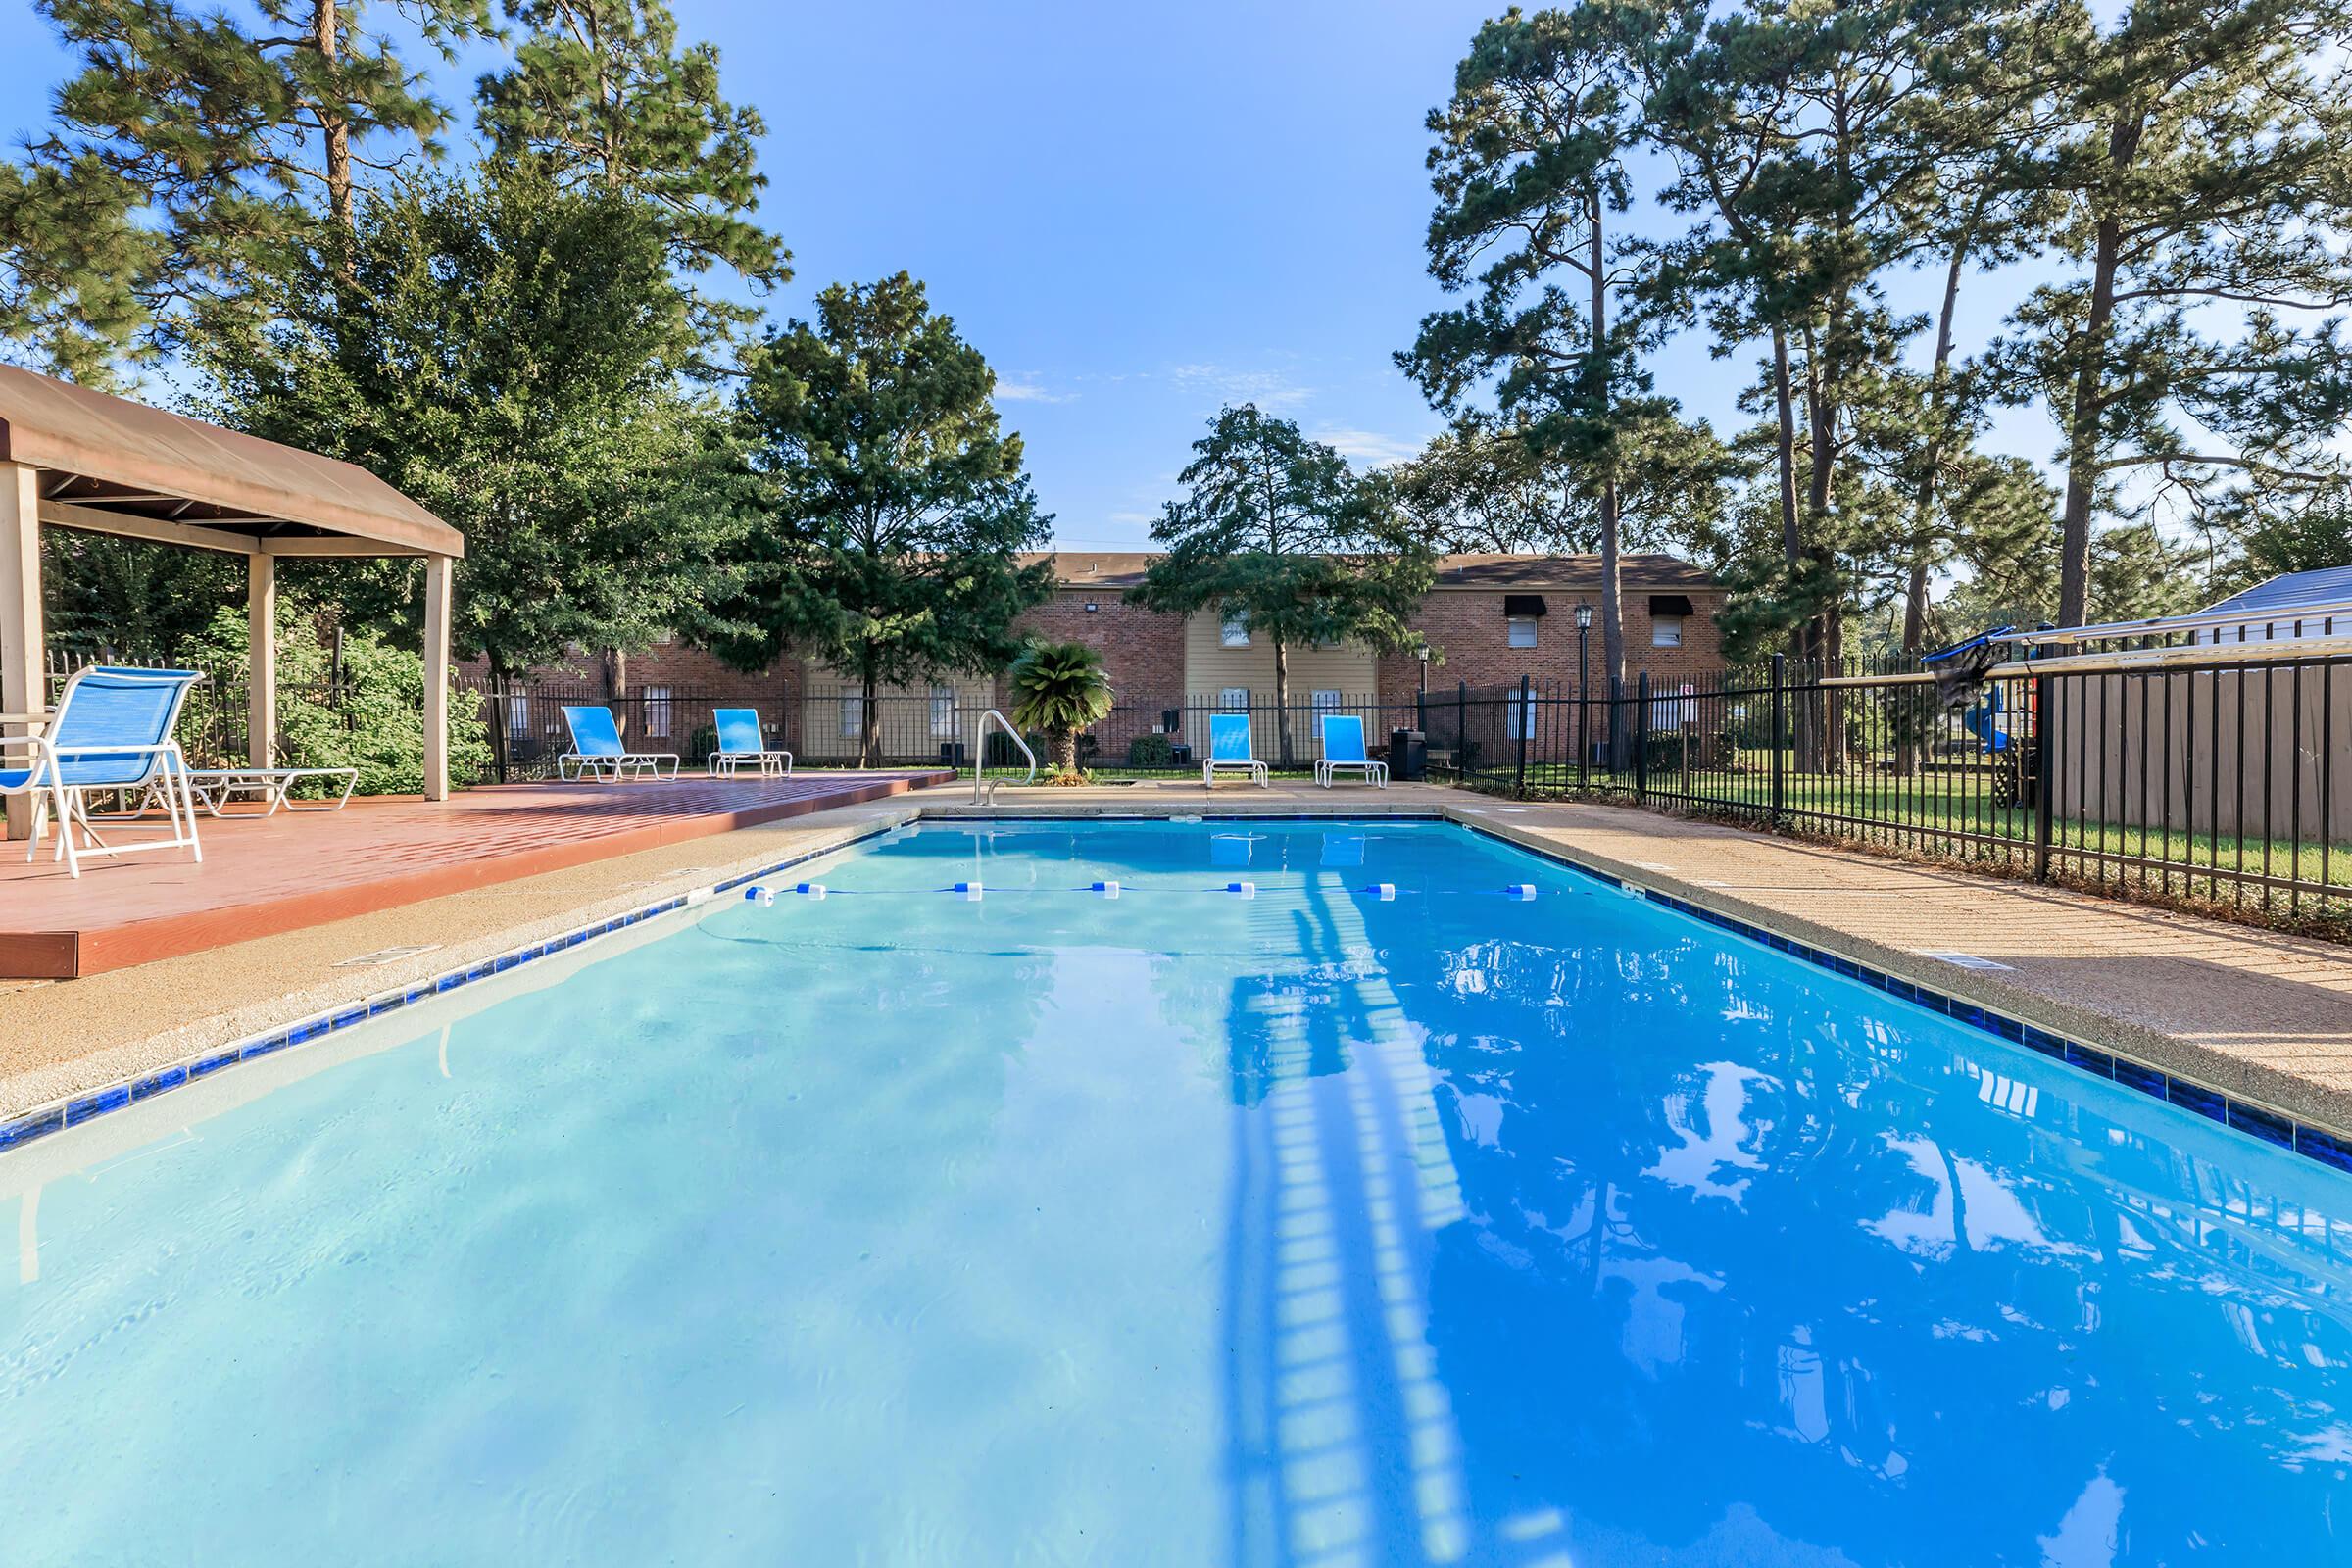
[[199, 170, 751, 691], [1997, 0, 2352, 625], [3, 0, 490, 373], [1131, 406, 1436, 766], [710, 274, 1054, 768], [477, 0, 790, 368], [1405, 3, 1684, 700]]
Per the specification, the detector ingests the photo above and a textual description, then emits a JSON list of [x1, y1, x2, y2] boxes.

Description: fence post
[[1634, 671, 1651, 801], [1769, 654, 1788, 826], [488, 682, 511, 785], [2033, 670, 2055, 882], [1514, 673, 1531, 797], [1456, 680, 1468, 779]]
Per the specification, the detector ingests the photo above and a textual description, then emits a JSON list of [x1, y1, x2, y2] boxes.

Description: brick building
[[473, 551, 1725, 763]]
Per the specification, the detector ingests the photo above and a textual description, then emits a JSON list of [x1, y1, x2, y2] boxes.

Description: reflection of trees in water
[[1393, 917, 2352, 1562], [829, 824, 2352, 1561]]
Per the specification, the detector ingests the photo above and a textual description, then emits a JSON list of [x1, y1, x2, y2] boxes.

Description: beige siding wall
[[1182, 612, 1378, 698], [797, 667, 997, 761], [1181, 612, 1379, 761]]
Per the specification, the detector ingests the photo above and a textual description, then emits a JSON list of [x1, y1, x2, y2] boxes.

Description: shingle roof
[[0, 365, 462, 557], [1030, 550, 1717, 591]]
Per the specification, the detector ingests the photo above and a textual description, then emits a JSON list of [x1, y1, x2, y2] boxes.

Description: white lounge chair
[[1203, 712, 1268, 788], [1, 665, 205, 877], [1315, 714, 1388, 789], [558, 705, 679, 781], [174, 763, 361, 816], [706, 708, 793, 777]]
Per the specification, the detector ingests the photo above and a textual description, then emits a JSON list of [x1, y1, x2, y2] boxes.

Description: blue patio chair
[[1314, 713, 1388, 789], [1, 665, 205, 878], [558, 705, 679, 782], [707, 708, 793, 777], [1203, 712, 1267, 788]]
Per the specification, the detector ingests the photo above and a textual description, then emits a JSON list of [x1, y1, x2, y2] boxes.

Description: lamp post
[[1575, 602, 1593, 788]]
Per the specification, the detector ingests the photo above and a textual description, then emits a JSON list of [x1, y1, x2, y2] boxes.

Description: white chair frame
[[6, 735, 204, 878], [557, 750, 680, 782]]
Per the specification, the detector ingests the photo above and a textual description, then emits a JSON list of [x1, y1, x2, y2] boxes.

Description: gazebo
[[0, 366, 464, 840]]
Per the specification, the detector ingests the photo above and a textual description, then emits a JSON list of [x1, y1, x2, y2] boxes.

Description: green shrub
[[1126, 732, 1175, 767], [181, 601, 493, 795]]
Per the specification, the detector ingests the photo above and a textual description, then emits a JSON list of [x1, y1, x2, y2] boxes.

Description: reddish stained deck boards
[[0, 771, 951, 978]]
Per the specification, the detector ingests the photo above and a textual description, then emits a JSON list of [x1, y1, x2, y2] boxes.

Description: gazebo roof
[[0, 366, 462, 559]]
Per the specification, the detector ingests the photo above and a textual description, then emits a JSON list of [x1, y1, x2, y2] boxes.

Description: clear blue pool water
[[3, 819, 2349, 1565]]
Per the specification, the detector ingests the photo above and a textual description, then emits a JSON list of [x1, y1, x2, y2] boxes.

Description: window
[[1220, 614, 1250, 648], [1311, 689, 1342, 715], [652, 628, 675, 646], [838, 696, 863, 740], [1218, 687, 1250, 710], [505, 694, 529, 737], [929, 684, 957, 740], [643, 685, 671, 738], [1506, 691, 1535, 740], [1652, 617, 1685, 649], [1507, 616, 1539, 650]]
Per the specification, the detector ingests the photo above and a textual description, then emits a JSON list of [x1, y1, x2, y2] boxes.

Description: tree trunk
[[859, 663, 880, 769], [2059, 115, 2143, 629], [1052, 726, 1077, 773], [1896, 230, 1975, 775], [1801, 326, 1847, 774], [1271, 636, 1293, 766], [1772, 325, 1819, 775], [313, 0, 354, 232], [1590, 209, 1629, 767]]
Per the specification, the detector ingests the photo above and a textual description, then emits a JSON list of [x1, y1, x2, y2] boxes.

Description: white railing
[[970, 710, 1037, 805]]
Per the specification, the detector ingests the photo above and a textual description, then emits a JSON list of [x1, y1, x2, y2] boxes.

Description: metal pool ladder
[[970, 710, 1037, 805]]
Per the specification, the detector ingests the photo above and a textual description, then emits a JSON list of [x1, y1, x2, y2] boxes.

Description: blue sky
[[1, 0, 2065, 551]]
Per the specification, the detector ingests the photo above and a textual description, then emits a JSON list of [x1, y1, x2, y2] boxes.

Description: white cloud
[[1107, 509, 1158, 525], [1169, 363, 1314, 410], [994, 375, 1074, 404], [1311, 425, 1425, 467]]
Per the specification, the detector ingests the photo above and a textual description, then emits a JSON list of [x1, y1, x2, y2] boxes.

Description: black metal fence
[[41, 643, 2343, 923], [457, 684, 1432, 779], [40, 651, 292, 770], [1434, 648, 2351, 924]]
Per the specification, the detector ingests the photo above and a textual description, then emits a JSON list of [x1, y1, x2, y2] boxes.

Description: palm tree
[[1007, 640, 1113, 774]]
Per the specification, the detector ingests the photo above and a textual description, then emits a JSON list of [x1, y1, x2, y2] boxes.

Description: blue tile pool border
[[0, 822, 903, 1158], [5, 808, 2348, 1181], [1442, 813, 2352, 1180]]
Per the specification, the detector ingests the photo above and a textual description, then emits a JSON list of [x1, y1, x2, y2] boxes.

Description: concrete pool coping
[[4, 779, 2348, 1158]]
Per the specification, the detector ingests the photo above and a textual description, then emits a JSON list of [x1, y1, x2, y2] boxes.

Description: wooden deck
[[0, 770, 953, 978]]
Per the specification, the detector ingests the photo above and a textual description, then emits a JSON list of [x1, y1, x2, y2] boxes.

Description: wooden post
[[422, 554, 453, 801], [1, 463, 43, 843], [247, 552, 276, 767]]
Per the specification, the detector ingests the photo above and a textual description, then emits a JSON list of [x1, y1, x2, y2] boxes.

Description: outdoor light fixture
[[1083, 602, 1099, 612], [1575, 603, 1594, 631]]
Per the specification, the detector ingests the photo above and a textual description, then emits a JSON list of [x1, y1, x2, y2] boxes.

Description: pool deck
[[0, 770, 951, 980], [4, 778, 2349, 1141]]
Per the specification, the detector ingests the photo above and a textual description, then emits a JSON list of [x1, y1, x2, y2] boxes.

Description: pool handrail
[[971, 710, 1037, 804]]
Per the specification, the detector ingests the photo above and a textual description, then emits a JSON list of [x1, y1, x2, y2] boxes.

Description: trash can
[[1390, 728, 1427, 782]]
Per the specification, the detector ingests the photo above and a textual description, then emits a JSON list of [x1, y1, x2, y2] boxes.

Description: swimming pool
[[3, 818, 2347, 1564]]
